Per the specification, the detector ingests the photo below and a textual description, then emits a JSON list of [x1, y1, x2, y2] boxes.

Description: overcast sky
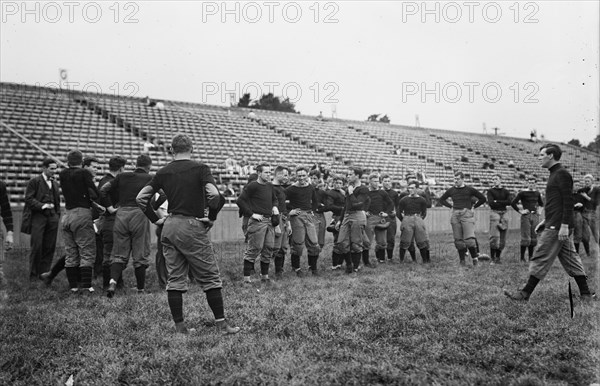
[[1, 1, 598, 144]]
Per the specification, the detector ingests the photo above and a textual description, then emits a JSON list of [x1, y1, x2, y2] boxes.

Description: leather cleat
[[472, 258, 479, 266], [295, 269, 304, 277], [175, 321, 196, 334], [580, 293, 597, 302], [216, 320, 240, 335], [364, 263, 376, 269], [40, 272, 53, 286], [503, 289, 530, 301]]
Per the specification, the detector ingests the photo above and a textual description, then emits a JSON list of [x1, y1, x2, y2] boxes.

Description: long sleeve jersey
[[439, 186, 486, 210]]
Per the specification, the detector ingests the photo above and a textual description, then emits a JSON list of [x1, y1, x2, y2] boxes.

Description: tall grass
[[1, 231, 598, 385]]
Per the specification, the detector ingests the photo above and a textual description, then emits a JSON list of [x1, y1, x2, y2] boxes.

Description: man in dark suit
[[25, 158, 61, 279]]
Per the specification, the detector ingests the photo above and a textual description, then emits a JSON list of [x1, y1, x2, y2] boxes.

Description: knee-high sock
[[79, 266, 93, 289], [110, 262, 125, 283], [206, 288, 225, 320], [65, 267, 79, 289], [49, 255, 66, 279], [520, 246, 527, 260], [522, 275, 540, 295], [574, 275, 591, 295], [362, 250, 370, 265], [134, 266, 147, 290], [167, 290, 184, 323], [260, 261, 270, 276], [351, 252, 361, 271], [243, 260, 254, 276]]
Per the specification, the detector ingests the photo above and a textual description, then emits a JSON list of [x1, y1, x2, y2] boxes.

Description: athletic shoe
[[40, 272, 53, 286], [216, 320, 240, 335], [581, 293, 597, 302], [503, 289, 530, 301], [175, 321, 196, 334], [330, 265, 342, 270]]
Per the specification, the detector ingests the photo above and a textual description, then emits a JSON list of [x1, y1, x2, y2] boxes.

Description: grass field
[[1, 231, 599, 385]]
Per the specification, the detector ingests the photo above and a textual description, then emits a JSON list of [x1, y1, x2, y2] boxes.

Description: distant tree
[[237, 93, 251, 107], [585, 134, 600, 153], [367, 114, 390, 123], [568, 138, 582, 147], [246, 93, 296, 113]]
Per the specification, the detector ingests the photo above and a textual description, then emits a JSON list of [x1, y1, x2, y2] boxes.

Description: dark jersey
[[59, 167, 99, 210], [101, 168, 152, 208], [236, 181, 278, 216], [487, 187, 511, 211], [511, 190, 543, 212], [544, 163, 573, 228], [366, 189, 394, 214], [398, 195, 427, 218], [285, 184, 317, 211], [439, 186, 486, 210]]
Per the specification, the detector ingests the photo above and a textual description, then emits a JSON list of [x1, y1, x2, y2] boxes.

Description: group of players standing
[[1, 136, 598, 334]]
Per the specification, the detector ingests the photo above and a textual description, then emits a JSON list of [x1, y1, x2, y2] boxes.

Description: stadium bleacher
[[1, 82, 598, 204]]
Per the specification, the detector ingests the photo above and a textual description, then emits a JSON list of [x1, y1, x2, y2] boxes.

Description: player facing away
[[136, 134, 239, 334]]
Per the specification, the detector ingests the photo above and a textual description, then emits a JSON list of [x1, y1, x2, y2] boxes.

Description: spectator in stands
[[439, 171, 486, 266], [578, 174, 600, 249], [145, 96, 157, 108], [336, 168, 371, 276], [239, 156, 251, 176], [487, 174, 511, 264], [286, 166, 321, 276], [136, 134, 238, 335], [24, 158, 60, 280], [0, 180, 14, 302], [59, 150, 100, 295], [365, 173, 394, 265], [102, 154, 154, 298], [248, 110, 257, 121], [223, 183, 237, 199], [505, 144, 595, 302], [236, 163, 279, 285], [508, 160, 515, 168], [272, 166, 291, 277], [224, 153, 238, 174], [317, 111, 324, 121], [143, 141, 156, 153], [511, 177, 544, 262], [397, 181, 430, 263]]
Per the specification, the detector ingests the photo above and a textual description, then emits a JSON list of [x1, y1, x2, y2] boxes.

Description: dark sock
[[574, 243, 580, 253], [134, 266, 147, 290], [574, 275, 591, 295], [497, 249, 502, 260], [582, 241, 590, 255], [351, 252, 361, 270], [362, 250, 370, 265], [399, 248, 407, 261], [308, 255, 318, 271], [528, 245, 534, 258], [167, 290, 184, 323], [65, 267, 79, 289], [343, 253, 352, 272], [458, 249, 466, 262], [377, 249, 386, 261], [50, 255, 66, 279], [274, 251, 284, 273], [520, 246, 527, 260], [243, 260, 254, 276], [102, 266, 111, 289], [291, 254, 300, 270], [522, 275, 540, 294], [468, 246, 479, 259], [387, 248, 394, 260], [408, 248, 416, 262], [332, 252, 339, 266], [110, 262, 125, 283], [80, 266, 93, 288], [205, 288, 225, 320], [419, 248, 429, 263], [260, 261, 270, 276]]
